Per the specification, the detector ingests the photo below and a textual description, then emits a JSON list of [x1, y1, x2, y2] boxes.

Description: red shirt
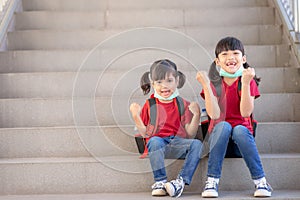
[[140, 97, 192, 138], [201, 78, 260, 133]]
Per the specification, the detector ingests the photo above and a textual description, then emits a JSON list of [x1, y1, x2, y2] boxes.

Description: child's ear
[[242, 55, 247, 64], [175, 76, 179, 85], [214, 58, 220, 66]]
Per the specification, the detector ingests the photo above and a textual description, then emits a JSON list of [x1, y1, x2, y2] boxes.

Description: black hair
[[209, 37, 261, 86], [140, 59, 186, 95]]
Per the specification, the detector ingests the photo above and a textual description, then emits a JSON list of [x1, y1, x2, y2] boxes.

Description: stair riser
[[15, 7, 275, 30], [0, 68, 299, 98], [21, 0, 269, 11], [0, 44, 290, 73], [0, 156, 299, 195], [7, 25, 282, 50], [0, 94, 299, 128], [0, 123, 299, 158]]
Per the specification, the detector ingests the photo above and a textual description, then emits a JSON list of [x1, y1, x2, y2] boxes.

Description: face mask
[[219, 66, 244, 78], [154, 88, 179, 101]]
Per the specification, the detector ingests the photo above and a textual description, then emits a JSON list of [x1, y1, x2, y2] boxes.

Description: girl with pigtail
[[196, 37, 272, 198], [130, 59, 203, 198]]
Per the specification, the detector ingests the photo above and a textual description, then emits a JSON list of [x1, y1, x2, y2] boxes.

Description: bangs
[[215, 37, 245, 57], [150, 59, 177, 81], [151, 64, 176, 81]]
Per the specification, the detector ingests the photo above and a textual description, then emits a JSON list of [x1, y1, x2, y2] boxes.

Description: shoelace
[[256, 181, 273, 191], [152, 181, 165, 189], [171, 178, 183, 188], [205, 180, 217, 189]]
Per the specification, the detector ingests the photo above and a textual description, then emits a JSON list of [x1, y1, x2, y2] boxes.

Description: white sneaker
[[151, 181, 167, 196], [165, 176, 185, 197], [202, 177, 219, 198], [254, 179, 272, 197]]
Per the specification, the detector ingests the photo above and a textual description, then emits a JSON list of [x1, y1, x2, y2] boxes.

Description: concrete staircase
[[0, 0, 299, 198]]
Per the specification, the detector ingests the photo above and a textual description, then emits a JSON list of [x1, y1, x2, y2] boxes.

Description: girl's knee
[[191, 139, 202, 149], [215, 121, 231, 130], [147, 136, 164, 150], [212, 121, 232, 138], [232, 125, 251, 140]]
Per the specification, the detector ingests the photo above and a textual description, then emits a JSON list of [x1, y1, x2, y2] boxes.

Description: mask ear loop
[[214, 59, 220, 73]]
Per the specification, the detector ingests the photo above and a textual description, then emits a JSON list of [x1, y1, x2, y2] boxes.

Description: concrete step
[[21, 0, 269, 11], [15, 11, 106, 30], [15, 7, 275, 30], [1, 191, 300, 200], [0, 44, 290, 73], [0, 94, 299, 128], [0, 67, 298, 99], [0, 123, 299, 159], [106, 7, 275, 29], [0, 154, 299, 194], [7, 25, 282, 50]]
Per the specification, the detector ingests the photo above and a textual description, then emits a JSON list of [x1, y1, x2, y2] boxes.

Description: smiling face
[[152, 72, 178, 99], [215, 49, 246, 74]]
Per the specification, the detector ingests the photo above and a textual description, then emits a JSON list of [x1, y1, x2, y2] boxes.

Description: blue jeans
[[147, 136, 202, 185], [207, 121, 265, 180]]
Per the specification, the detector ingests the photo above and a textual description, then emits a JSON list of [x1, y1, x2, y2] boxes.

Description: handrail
[[280, 0, 300, 34], [275, 0, 300, 65], [0, 0, 20, 50], [0, 0, 8, 11], [294, 0, 300, 32]]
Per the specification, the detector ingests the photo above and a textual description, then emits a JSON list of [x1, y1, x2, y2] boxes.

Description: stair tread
[[0, 121, 299, 130], [0, 92, 298, 99], [0, 191, 299, 200], [9, 24, 281, 32], [6, 25, 283, 50], [21, 0, 269, 11], [1, 153, 300, 164]]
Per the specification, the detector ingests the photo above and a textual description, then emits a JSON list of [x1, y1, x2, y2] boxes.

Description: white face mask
[[154, 88, 179, 101]]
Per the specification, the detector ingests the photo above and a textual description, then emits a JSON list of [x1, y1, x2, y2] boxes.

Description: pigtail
[[208, 61, 222, 85], [140, 71, 151, 95], [177, 71, 186, 89], [243, 62, 261, 86]]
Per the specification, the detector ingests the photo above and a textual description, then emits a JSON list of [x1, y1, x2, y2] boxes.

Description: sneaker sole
[[202, 191, 218, 198], [254, 190, 272, 197], [152, 189, 167, 196]]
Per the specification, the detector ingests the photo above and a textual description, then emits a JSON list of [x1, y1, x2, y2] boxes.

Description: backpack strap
[[175, 96, 185, 116], [147, 98, 159, 135], [212, 80, 222, 97]]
